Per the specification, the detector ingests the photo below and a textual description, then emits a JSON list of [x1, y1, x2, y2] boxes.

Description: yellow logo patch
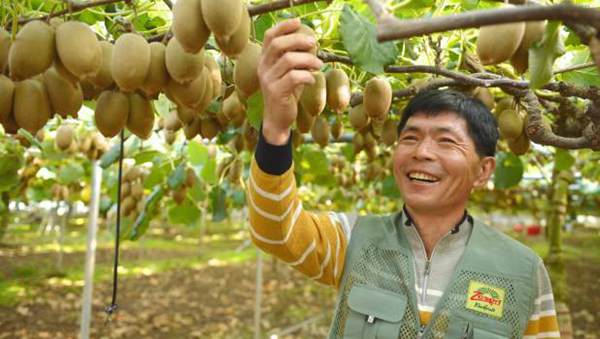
[[465, 281, 505, 318]]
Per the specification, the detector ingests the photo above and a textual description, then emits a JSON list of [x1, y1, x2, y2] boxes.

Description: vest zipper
[[421, 259, 431, 302]]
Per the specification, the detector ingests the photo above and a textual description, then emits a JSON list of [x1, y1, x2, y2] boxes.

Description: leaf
[[0, 154, 22, 191], [246, 91, 263, 131], [494, 152, 524, 189], [201, 158, 217, 184], [254, 14, 274, 42], [188, 141, 208, 166], [340, 5, 398, 74], [134, 150, 162, 164], [168, 199, 201, 226], [167, 163, 186, 190], [302, 149, 329, 176], [154, 94, 171, 117], [555, 148, 575, 171], [57, 163, 85, 185], [529, 21, 565, 89], [131, 186, 166, 240], [77, 9, 101, 25], [99, 144, 122, 169], [210, 186, 227, 222], [17, 129, 42, 149], [145, 161, 169, 188], [382, 175, 401, 198], [557, 48, 600, 87]]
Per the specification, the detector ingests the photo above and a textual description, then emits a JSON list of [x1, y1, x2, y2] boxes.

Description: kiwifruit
[[353, 133, 364, 154], [296, 104, 315, 133], [195, 71, 214, 111], [229, 133, 244, 153], [183, 117, 201, 140], [204, 55, 222, 98], [493, 97, 514, 118], [172, 186, 187, 204], [382, 118, 398, 146], [228, 157, 243, 183], [164, 129, 177, 144], [331, 114, 343, 140], [167, 68, 208, 109], [0, 75, 15, 124], [349, 104, 369, 130], [43, 66, 83, 118], [112, 33, 151, 92], [141, 42, 169, 98], [121, 196, 137, 217], [131, 182, 144, 200], [55, 125, 73, 151], [300, 71, 326, 116], [81, 80, 103, 101], [124, 167, 142, 182], [363, 131, 377, 150], [326, 69, 350, 113], [201, 0, 243, 41], [35, 129, 45, 142], [127, 93, 155, 139], [507, 132, 530, 155], [13, 79, 52, 133], [363, 77, 392, 119], [476, 7, 525, 65], [296, 24, 318, 55], [89, 41, 114, 89], [311, 116, 329, 148], [94, 90, 130, 138], [0, 28, 10, 73], [172, 0, 210, 54], [164, 111, 183, 131], [165, 38, 205, 85], [55, 21, 102, 79], [497, 109, 523, 139], [185, 168, 195, 187], [80, 135, 93, 153], [242, 121, 258, 151], [176, 106, 197, 125], [472, 87, 495, 111], [510, 21, 546, 74], [234, 42, 261, 98], [215, 4, 250, 58], [370, 117, 385, 140], [222, 91, 245, 122], [199, 116, 220, 139], [292, 129, 303, 149], [8, 21, 55, 80]]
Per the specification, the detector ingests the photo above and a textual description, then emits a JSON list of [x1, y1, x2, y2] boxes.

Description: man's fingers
[[270, 70, 315, 96], [267, 52, 322, 80], [263, 18, 301, 50], [262, 33, 316, 67]]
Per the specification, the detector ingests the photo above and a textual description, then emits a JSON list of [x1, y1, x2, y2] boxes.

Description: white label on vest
[[465, 280, 505, 318]]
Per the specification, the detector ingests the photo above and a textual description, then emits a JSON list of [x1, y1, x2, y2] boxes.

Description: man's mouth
[[406, 171, 440, 183]]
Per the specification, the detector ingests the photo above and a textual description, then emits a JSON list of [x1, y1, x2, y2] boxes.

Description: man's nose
[[412, 138, 436, 161]]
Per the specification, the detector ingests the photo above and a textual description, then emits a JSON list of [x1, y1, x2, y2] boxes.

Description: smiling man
[[247, 19, 560, 339]]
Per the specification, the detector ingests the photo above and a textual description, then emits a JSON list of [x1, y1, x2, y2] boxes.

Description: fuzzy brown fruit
[[215, 5, 250, 58], [95, 90, 130, 138], [167, 68, 208, 109], [199, 116, 220, 139], [0, 75, 15, 127], [300, 72, 326, 116], [510, 21, 546, 74], [89, 41, 115, 90], [13, 79, 52, 133], [204, 55, 222, 98], [497, 109, 523, 140], [112, 33, 151, 92], [43, 66, 83, 118], [296, 24, 318, 55], [296, 104, 315, 134], [472, 87, 495, 111], [164, 112, 183, 131], [55, 125, 73, 151], [165, 38, 205, 85], [363, 77, 392, 119], [172, 0, 210, 54], [183, 117, 201, 140], [507, 132, 530, 155], [234, 42, 261, 98], [349, 104, 369, 130], [331, 114, 343, 140], [201, 0, 243, 41], [9, 21, 55, 80], [55, 21, 102, 79], [311, 116, 330, 148], [127, 93, 155, 139], [326, 69, 350, 113], [476, 8, 525, 66], [382, 118, 398, 147], [142, 42, 169, 98], [222, 91, 245, 122], [0, 28, 10, 73]]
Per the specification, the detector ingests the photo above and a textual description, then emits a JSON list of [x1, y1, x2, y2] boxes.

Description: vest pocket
[[344, 284, 407, 339], [471, 328, 509, 339]]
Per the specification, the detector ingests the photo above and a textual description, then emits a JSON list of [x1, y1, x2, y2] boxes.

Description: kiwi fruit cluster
[[171, 167, 196, 205], [78, 131, 110, 160], [120, 165, 147, 219], [476, 4, 545, 73], [51, 183, 70, 201], [217, 155, 243, 184], [494, 97, 531, 155]]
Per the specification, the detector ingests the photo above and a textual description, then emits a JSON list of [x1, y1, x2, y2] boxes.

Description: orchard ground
[[0, 218, 599, 338]]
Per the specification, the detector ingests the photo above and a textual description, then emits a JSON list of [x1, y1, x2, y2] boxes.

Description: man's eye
[[401, 136, 417, 141], [439, 138, 456, 144]]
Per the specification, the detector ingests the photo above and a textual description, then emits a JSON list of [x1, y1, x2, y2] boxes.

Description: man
[[247, 19, 560, 338]]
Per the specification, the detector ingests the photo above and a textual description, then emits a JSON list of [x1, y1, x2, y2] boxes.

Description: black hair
[[396, 89, 499, 157]]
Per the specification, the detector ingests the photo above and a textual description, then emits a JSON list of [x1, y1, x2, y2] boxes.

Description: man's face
[[392, 112, 495, 214]]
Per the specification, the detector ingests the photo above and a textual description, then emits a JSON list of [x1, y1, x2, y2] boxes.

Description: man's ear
[[473, 156, 496, 188]]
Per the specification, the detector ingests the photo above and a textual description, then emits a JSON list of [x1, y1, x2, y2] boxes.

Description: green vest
[[328, 213, 538, 339]]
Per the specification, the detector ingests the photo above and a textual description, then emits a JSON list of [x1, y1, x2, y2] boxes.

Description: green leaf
[[557, 48, 600, 87], [210, 186, 227, 222], [131, 186, 165, 240], [155, 94, 171, 117], [0, 154, 22, 191], [529, 21, 565, 89], [201, 158, 217, 184], [254, 14, 274, 42], [17, 129, 42, 149], [555, 148, 575, 171], [168, 199, 201, 226], [78, 9, 101, 25], [494, 152, 524, 189], [145, 161, 169, 188], [99, 144, 122, 169], [340, 5, 398, 74], [382, 175, 401, 198], [167, 163, 186, 190], [134, 150, 162, 164], [57, 163, 85, 185], [188, 141, 208, 166], [246, 91, 263, 130]]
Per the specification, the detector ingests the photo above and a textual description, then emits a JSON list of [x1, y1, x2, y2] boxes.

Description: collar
[[401, 205, 472, 235]]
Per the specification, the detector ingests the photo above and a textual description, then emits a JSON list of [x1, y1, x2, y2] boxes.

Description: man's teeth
[[408, 172, 439, 182]]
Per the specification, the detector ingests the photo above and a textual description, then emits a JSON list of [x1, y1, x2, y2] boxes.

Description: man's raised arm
[[246, 19, 353, 287]]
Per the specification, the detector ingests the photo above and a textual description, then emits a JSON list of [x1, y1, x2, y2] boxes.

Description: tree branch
[[248, 0, 328, 16], [16, 0, 129, 26], [553, 61, 596, 75], [374, 3, 600, 41], [364, 0, 388, 21]]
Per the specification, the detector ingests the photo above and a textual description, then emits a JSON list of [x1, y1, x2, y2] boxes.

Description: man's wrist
[[255, 124, 293, 176], [262, 120, 291, 146]]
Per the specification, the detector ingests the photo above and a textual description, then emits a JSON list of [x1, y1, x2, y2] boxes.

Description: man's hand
[[258, 19, 322, 145]]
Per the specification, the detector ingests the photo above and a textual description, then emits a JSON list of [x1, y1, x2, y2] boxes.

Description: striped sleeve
[[247, 157, 353, 287], [523, 259, 561, 339]]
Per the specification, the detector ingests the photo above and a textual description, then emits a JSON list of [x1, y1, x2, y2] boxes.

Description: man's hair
[[396, 89, 499, 157]]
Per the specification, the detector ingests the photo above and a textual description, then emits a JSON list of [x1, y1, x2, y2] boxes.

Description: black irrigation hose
[[105, 129, 125, 320]]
